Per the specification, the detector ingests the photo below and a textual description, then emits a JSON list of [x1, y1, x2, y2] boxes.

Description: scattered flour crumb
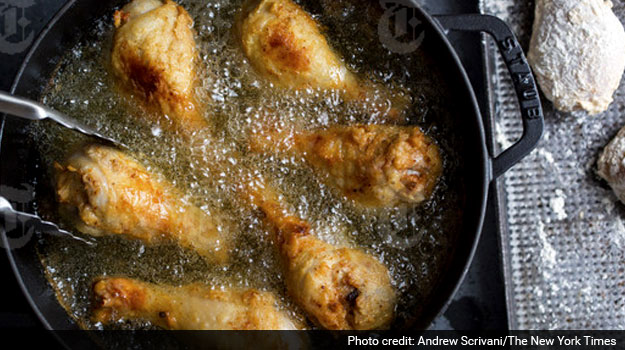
[[495, 121, 513, 149], [550, 189, 567, 220], [538, 148, 555, 164], [602, 196, 616, 215], [610, 217, 625, 250], [537, 221, 557, 267]]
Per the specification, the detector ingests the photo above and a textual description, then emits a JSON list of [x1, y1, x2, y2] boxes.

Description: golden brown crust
[[250, 124, 442, 208], [56, 144, 228, 263], [238, 0, 410, 119], [239, 0, 359, 91], [263, 21, 310, 73], [111, 0, 207, 134], [91, 277, 300, 330], [92, 277, 148, 324], [245, 182, 396, 330]]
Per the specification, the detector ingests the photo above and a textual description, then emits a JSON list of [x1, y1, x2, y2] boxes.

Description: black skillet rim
[[0, 0, 490, 332]]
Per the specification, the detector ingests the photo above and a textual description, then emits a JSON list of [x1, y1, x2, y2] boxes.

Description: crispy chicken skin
[[92, 277, 299, 330], [238, 0, 408, 116], [112, 0, 207, 133], [55, 144, 228, 263], [239, 0, 359, 92], [245, 181, 396, 330], [251, 124, 442, 208]]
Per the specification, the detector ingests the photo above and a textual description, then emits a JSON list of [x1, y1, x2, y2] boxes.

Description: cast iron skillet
[[0, 0, 543, 336]]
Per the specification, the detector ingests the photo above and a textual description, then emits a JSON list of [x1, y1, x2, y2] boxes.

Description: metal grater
[[483, 0, 625, 330]]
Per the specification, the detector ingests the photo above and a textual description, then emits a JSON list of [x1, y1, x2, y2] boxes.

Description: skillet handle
[[435, 14, 544, 179]]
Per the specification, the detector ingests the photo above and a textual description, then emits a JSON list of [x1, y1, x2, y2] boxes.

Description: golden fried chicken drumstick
[[92, 277, 300, 330], [244, 181, 396, 330], [55, 144, 228, 263], [112, 0, 207, 133], [239, 0, 358, 93], [238, 0, 408, 116], [250, 124, 442, 208]]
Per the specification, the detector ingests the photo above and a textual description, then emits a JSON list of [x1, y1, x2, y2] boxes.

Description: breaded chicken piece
[[598, 125, 625, 203], [55, 144, 228, 263], [112, 0, 207, 133], [238, 0, 408, 118], [250, 124, 442, 208], [528, 0, 625, 114], [92, 277, 300, 330], [244, 181, 396, 330]]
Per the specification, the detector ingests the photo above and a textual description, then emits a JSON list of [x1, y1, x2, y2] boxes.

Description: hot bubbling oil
[[32, 0, 464, 329]]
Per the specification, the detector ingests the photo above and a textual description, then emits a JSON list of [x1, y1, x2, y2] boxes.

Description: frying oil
[[32, 0, 464, 329]]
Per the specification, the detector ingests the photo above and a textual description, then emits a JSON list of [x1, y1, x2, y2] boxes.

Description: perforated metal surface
[[483, 0, 625, 330]]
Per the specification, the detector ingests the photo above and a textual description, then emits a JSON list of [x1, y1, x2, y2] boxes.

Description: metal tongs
[[0, 90, 121, 245], [0, 197, 93, 245], [0, 90, 120, 145]]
